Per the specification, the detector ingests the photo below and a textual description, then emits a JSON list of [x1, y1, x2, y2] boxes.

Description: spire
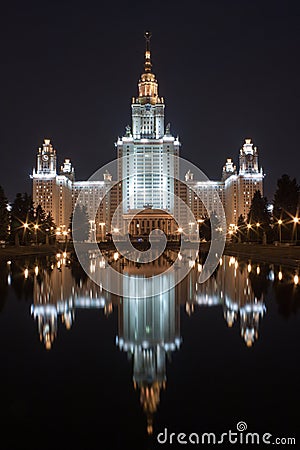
[[136, 32, 161, 105], [144, 31, 152, 72]]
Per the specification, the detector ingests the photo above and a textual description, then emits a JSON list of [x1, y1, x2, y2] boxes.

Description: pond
[[0, 251, 299, 449]]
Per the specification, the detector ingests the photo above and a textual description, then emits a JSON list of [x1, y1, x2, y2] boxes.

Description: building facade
[[31, 35, 264, 238]]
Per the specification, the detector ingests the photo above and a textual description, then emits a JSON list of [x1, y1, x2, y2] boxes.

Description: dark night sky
[[1, 0, 299, 202]]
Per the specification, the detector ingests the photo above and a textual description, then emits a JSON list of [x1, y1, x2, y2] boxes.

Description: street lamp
[[247, 223, 251, 242], [293, 217, 299, 243], [277, 219, 282, 244], [99, 222, 105, 242], [34, 224, 39, 245]]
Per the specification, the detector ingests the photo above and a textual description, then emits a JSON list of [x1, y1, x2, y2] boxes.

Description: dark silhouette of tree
[[0, 185, 9, 242], [43, 212, 56, 244], [273, 174, 300, 241], [247, 190, 271, 242], [237, 214, 246, 242], [10, 193, 35, 245], [71, 204, 90, 242]]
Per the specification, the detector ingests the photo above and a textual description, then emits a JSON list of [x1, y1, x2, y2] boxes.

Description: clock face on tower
[[42, 154, 49, 161]]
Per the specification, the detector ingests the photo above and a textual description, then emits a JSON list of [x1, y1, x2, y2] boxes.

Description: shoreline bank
[[0, 242, 299, 268]]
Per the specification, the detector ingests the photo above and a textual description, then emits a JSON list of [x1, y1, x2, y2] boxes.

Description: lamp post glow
[[247, 223, 251, 242], [34, 224, 39, 245], [277, 219, 282, 244], [293, 217, 299, 243]]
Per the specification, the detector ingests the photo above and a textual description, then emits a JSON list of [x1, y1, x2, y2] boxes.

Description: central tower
[[117, 32, 180, 215]]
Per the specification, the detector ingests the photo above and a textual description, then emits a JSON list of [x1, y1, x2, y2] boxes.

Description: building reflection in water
[[27, 250, 300, 432]]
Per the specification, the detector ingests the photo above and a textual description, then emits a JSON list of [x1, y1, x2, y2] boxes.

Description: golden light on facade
[[23, 223, 29, 229], [34, 266, 39, 276], [293, 217, 299, 224], [256, 222, 260, 227], [294, 274, 299, 285], [278, 219, 283, 225], [113, 228, 119, 233], [113, 252, 119, 261], [34, 224, 39, 230], [247, 263, 252, 272], [278, 271, 283, 281], [256, 266, 260, 275], [247, 224, 251, 229], [177, 227, 183, 233], [24, 268, 29, 279]]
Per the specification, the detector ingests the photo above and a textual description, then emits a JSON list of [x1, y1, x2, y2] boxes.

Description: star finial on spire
[[144, 31, 152, 72]]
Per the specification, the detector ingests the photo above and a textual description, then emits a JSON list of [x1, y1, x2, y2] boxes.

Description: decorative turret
[[239, 138, 261, 175], [35, 138, 57, 176], [222, 158, 237, 180]]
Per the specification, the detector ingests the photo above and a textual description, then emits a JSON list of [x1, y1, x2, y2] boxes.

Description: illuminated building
[[183, 139, 264, 226], [31, 36, 264, 236]]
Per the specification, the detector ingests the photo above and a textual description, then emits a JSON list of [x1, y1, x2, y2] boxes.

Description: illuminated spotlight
[[63, 251, 67, 258], [34, 224, 39, 230], [177, 227, 183, 233], [24, 268, 29, 279], [256, 266, 260, 275], [7, 260, 11, 265], [247, 263, 252, 273], [113, 252, 119, 261], [294, 274, 299, 285], [56, 253, 61, 258], [293, 217, 299, 223], [277, 219, 283, 225], [278, 271, 283, 281], [113, 228, 119, 233], [23, 223, 29, 229], [34, 266, 39, 276]]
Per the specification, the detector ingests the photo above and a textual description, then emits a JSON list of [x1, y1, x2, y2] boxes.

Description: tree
[[273, 174, 300, 241], [0, 185, 9, 242], [71, 205, 90, 242], [34, 205, 56, 244], [43, 213, 56, 244], [10, 193, 34, 245], [247, 190, 271, 243], [236, 214, 246, 243]]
